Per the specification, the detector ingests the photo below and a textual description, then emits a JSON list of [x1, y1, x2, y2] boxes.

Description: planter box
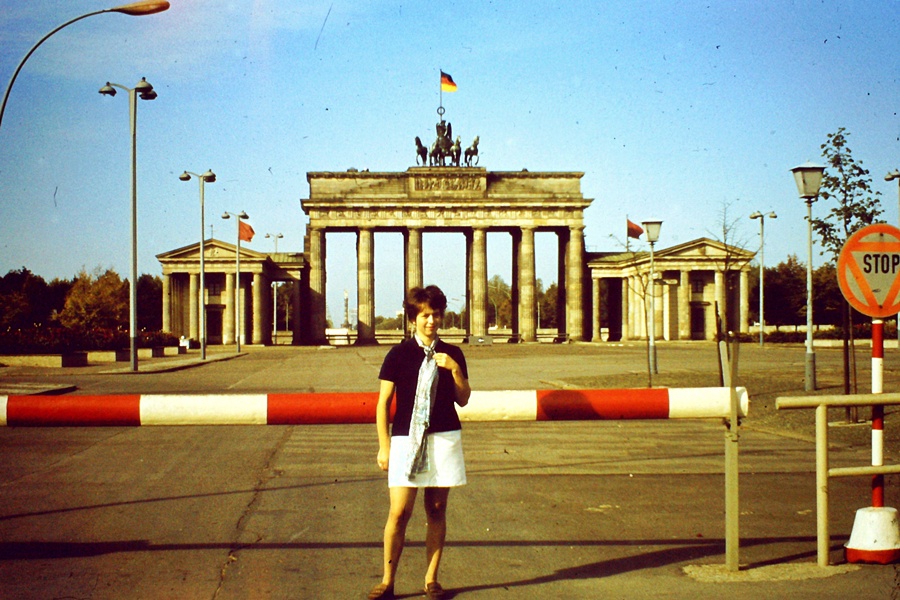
[[115, 349, 130, 362], [60, 351, 88, 367], [151, 346, 166, 358]]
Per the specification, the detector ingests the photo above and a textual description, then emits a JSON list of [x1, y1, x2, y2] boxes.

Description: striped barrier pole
[[0, 387, 748, 427]]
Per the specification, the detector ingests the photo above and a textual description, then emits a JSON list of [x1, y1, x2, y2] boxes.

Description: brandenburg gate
[[300, 167, 593, 345]]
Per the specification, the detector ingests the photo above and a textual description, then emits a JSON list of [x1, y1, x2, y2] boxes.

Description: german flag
[[440, 71, 457, 92]]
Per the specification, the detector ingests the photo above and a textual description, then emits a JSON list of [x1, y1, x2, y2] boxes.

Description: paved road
[[1, 341, 899, 598]]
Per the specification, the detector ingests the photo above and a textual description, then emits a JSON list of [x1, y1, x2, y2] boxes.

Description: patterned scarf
[[405, 338, 439, 478]]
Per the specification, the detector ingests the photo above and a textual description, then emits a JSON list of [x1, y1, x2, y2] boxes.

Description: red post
[[872, 319, 885, 508]]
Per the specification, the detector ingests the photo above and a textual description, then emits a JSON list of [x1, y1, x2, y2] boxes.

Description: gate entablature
[[303, 168, 590, 231]]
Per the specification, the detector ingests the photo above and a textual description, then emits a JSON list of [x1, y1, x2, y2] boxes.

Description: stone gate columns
[[252, 272, 265, 345], [470, 227, 488, 337], [404, 227, 423, 293], [715, 270, 725, 331], [356, 228, 377, 344], [189, 273, 199, 341], [307, 227, 327, 344], [678, 270, 691, 340], [591, 276, 601, 342], [567, 226, 585, 340], [518, 226, 536, 342], [162, 274, 171, 333], [223, 272, 235, 345], [740, 270, 750, 334]]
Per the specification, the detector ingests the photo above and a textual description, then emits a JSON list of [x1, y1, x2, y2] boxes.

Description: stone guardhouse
[[588, 238, 754, 342], [157, 240, 305, 345]]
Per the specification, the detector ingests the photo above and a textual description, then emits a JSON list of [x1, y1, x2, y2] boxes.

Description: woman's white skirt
[[388, 430, 466, 488]]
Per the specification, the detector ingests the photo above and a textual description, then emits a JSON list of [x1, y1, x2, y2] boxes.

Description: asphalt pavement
[[1, 341, 899, 599]]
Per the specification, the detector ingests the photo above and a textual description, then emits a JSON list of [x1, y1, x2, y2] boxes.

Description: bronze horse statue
[[464, 136, 479, 167], [415, 136, 428, 166]]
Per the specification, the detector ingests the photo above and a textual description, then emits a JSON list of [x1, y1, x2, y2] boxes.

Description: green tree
[[811, 128, 883, 259], [487, 274, 511, 328], [765, 256, 806, 327], [538, 281, 558, 329], [137, 274, 162, 331], [811, 128, 883, 400], [59, 267, 128, 330]]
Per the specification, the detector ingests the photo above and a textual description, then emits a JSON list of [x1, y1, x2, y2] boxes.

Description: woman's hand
[[377, 446, 390, 471], [433, 352, 459, 372]]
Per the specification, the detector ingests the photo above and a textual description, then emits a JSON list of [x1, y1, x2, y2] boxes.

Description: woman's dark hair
[[404, 285, 447, 322]]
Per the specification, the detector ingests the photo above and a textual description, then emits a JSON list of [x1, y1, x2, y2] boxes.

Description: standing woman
[[368, 285, 471, 600]]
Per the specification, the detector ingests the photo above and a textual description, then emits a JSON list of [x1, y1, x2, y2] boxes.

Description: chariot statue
[[414, 107, 481, 167]]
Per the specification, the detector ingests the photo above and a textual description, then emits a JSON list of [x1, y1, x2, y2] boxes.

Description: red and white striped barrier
[[0, 388, 748, 427]]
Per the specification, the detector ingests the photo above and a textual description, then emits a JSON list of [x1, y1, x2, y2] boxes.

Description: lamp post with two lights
[[749, 211, 777, 347], [179, 170, 216, 360]]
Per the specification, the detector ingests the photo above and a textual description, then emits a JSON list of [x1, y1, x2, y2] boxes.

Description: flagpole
[[626, 215, 630, 253]]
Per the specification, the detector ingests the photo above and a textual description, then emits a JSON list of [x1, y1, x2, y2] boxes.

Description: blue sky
[[1, 1, 898, 321]]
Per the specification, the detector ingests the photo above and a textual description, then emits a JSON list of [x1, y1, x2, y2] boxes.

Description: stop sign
[[837, 223, 900, 318]]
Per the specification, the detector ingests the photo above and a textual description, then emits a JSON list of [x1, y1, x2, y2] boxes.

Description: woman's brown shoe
[[367, 582, 394, 600], [424, 582, 446, 599]]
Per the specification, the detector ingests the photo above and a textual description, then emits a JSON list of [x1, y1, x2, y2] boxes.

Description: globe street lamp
[[179, 170, 216, 360], [223, 211, 250, 353], [265, 233, 283, 344], [642, 219, 663, 375], [791, 161, 826, 391], [749, 211, 777, 347], [99, 77, 158, 372], [0, 2, 169, 131]]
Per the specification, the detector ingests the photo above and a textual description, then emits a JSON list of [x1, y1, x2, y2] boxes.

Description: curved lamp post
[[749, 211, 777, 347], [642, 219, 663, 375], [265, 233, 283, 344], [99, 77, 158, 372], [223, 211, 250, 353], [180, 170, 217, 360], [791, 161, 826, 391], [0, 1, 169, 131], [887, 170, 900, 344]]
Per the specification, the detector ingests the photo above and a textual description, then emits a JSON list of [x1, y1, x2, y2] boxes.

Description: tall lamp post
[[0, 2, 169, 132], [642, 219, 663, 375], [223, 211, 250, 352], [179, 170, 216, 360], [265, 233, 283, 344], [749, 211, 777, 347], [99, 77, 158, 372], [791, 162, 826, 392], [887, 169, 900, 344]]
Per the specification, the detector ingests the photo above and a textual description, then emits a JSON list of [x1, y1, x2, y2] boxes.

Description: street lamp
[[223, 211, 250, 352], [0, 2, 169, 131], [266, 233, 283, 344], [179, 170, 216, 360], [642, 219, 663, 375], [887, 170, 900, 345], [791, 161, 826, 391], [99, 77, 158, 372], [749, 211, 777, 347]]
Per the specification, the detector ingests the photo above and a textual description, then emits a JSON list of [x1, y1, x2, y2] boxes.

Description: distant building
[[588, 237, 754, 341], [157, 239, 305, 345]]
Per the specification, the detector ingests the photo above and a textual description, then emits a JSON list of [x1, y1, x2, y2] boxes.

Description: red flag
[[440, 70, 457, 92], [239, 220, 255, 242], [627, 219, 644, 240]]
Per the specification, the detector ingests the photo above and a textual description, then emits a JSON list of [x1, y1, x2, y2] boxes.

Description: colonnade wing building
[[158, 167, 754, 346]]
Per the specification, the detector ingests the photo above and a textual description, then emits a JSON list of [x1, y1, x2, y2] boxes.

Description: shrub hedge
[[0, 326, 178, 355]]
